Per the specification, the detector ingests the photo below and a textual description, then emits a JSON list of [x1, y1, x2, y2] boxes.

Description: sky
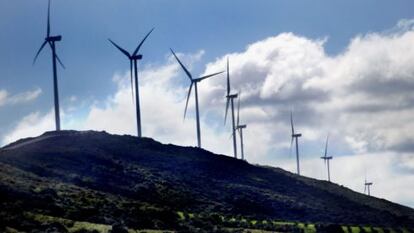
[[1, 0, 414, 208]]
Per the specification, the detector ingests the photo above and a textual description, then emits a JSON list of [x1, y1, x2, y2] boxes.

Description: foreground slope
[[0, 130, 413, 231]]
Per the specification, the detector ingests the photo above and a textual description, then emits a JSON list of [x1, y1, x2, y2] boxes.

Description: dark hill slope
[[0, 130, 413, 230]]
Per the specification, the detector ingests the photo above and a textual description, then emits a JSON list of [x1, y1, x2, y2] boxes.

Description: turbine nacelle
[[292, 133, 302, 138], [321, 156, 332, 160], [46, 35, 62, 42], [131, 54, 143, 60], [237, 124, 247, 129], [226, 93, 238, 99]]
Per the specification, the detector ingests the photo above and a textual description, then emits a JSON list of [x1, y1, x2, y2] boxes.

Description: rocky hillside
[[0, 130, 413, 232]]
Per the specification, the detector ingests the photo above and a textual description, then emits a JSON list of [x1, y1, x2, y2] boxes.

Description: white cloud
[[0, 88, 42, 106], [2, 110, 54, 145], [201, 20, 414, 156]]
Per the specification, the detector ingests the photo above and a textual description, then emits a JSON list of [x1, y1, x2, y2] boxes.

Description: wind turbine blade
[[226, 57, 230, 95], [47, 0, 51, 37], [108, 39, 131, 58], [324, 134, 329, 157], [170, 48, 192, 80], [224, 98, 230, 125], [183, 82, 193, 119], [33, 41, 48, 65], [364, 184, 366, 194], [130, 60, 135, 104], [290, 111, 295, 135], [133, 28, 154, 56], [197, 71, 225, 82], [289, 136, 294, 157], [365, 171, 367, 184], [55, 53, 66, 69], [237, 94, 241, 126]]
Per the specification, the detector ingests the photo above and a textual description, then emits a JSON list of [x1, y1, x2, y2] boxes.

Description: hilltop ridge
[[0, 130, 413, 232]]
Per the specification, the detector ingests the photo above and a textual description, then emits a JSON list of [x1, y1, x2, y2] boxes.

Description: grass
[[128, 230, 173, 233], [174, 212, 411, 233], [273, 221, 295, 225], [297, 222, 305, 228], [240, 230, 274, 233], [69, 221, 111, 233], [3, 227, 19, 233], [296, 223, 316, 233], [177, 211, 185, 220], [342, 226, 350, 233], [5, 209, 412, 233], [305, 223, 317, 233], [372, 227, 384, 233], [24, 212, 174, 233], [350, 226, 361, 233], [43, 207, 405, 233], [25, 212, 111, 233], [362, 226, 372, 232]]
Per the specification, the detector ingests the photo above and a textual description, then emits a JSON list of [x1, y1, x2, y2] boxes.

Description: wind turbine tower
[[236, 93, 247, 160], [224, 58, 238, 158], [321, 135, 333, 182], [170, 49, 224, 148], [33, 0, 65, 131], [364, 178, 373, 196], [108, 28, 154, 137], [290, 112, 302, 175]]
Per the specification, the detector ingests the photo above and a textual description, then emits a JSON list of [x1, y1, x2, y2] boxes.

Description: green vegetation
[[3, 210, 413, 233], [177, 211, 185, 220], [350, 226, 361, 233], [25, 212, 111, 233], [373, 227, 384, 233], [305, 223, 317, 233], [362, 226, 372, 232]]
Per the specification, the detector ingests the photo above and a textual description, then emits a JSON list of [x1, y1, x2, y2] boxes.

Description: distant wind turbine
[[108, 28, 154, 137], [290, 111, 302, 175], [224, 58, 238, 158], [364, 176, 373, 196], [235, 92, 247, 160], [320, 135, 333, 182], [33, 0, 65, 131], [170, 49, 224, 148]]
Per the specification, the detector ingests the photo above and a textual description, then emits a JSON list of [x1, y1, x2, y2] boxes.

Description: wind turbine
[[224, 58, 238, 159], [290, 112, 302, 175], [108, 28, 154, 137], [33, 0, 65, 131], [235, 93, 247, 160], [170, 49, 224, 148], [320, 135, 333, 182], [364, 176, 373, 196]]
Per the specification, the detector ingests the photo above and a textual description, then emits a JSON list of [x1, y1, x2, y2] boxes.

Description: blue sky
[[1, 0, 414, 207]]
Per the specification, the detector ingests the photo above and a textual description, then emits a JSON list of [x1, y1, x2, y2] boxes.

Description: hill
[[0, 130, 413, 232]]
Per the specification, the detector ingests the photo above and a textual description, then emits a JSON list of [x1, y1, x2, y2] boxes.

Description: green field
[[2, 211, 412, 233]]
